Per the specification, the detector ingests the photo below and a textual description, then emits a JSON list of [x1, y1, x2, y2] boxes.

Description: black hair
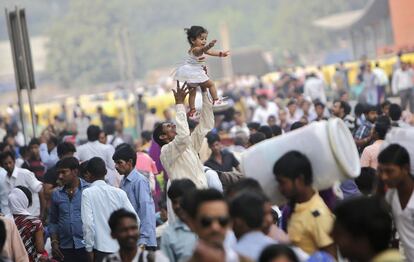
[[247, 122, 261, 131], [86, 157, 107, 179], [229, 192, 265, 229], [0, 220, 5, 251], [185, 26, 208, 46], [354, 103, 365, 116], [374, 116, 391, 140], [389, 103, 402, 121], [314, 101, 325, 109], [188, 119, 198, 131], [206, 132, 220, 147], [150, 108, 157, 114], [381, 100, 391, 109], [141, 131, 153, 143], [249, 132, 266, 146], [0, 143, 8, 152], [364, 105, 377, 114], [259, 244, 299, 262], [15, 186, 33, 207], [158, 200, 167, 210], [287, 100, 296, 107], [290, 121, 305, 131], [153, 123, 166, 147], [355, 167, 378, 195], [49, 135, 59, 146], [225, 178, 263, 198], [273, 151, 313, 185], [28, 138, 40, 147], [0, 150, 15, 163], [87, 125, 101, 142], [113, 143, 137, 166], [185, 189, 225, 219], [19, 146, 28, 157], [56, 157, 80, 171], [57, 142, 76, 159], [270, 125, 282, 137], [79, 160, 89, 179], [333, 196, 392, 253], [108, 208, 138, 232], [257, 94, 268, 100], [167, 179, 196, 200], [378, 144, 410, 168], [258, 126, 273, 139]]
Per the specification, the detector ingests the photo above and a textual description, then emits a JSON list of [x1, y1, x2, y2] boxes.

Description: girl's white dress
[[173, 51, 209, 84]]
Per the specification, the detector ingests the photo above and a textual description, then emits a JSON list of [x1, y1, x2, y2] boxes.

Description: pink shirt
[[135, 152, 158, 174], [360, 140, 384, 169]]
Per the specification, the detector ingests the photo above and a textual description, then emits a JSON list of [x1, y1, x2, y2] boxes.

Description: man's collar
[[125, 169, 139, 182]]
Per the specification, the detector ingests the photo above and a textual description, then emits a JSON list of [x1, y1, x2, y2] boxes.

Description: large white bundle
[[382, 127, 414, 174], [240, 118, 360, 205]]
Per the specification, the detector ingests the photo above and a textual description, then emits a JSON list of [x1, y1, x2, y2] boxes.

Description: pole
[[220, 22, 233, 80], [5, 8, 27, 145], [16, 7, 36, 138]]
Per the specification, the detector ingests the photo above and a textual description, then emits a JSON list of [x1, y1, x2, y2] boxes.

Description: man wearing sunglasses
[[184, 189, 250, 262]]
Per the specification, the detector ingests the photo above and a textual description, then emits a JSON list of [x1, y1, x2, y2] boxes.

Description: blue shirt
[[234, 231, 275, 261], [120, 169, 156, 247], [49, 178, 89, 249], [160, 219, 197, 262]]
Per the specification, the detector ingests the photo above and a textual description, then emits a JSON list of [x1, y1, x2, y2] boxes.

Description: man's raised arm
[[191, 87, 214, 153]]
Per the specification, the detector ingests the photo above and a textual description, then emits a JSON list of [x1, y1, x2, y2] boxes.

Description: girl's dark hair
[[185, 26, 208, 46], [259, 244, 299, 262]]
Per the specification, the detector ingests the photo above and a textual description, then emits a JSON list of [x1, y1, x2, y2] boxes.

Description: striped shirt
[[13, 215, 43, 262]]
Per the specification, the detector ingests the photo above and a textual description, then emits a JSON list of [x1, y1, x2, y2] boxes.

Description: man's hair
[[258, 126, 273, 139], [378, 144, 410, 168], [364, 105, 377, 115], [247, 122, 261, 131], [354, 103, 365, 116], [0, 220, 5, 251], [374, 116, 391, 140], [334, 197, 392, 253], [28, 138, 40, 148], [314, 101, 325, 109], [185, 189, 225, 219], [230, 192, 265, 229], [113, 143, 137, 166], [87, 125, 101, 142], [56, 157, 80, 171], [141, 131, 152, 143], [259, 244, 299, 262], [270, 125, 282, 137], [153, 123, 166, 147], [225, 178, 263, 197], [108, 208, 138, 232], [206, 132, 220, 147], [15, 186, 33, 207], [381, 100, 391, 109], [249, 132, 266, 146], [49, 135, 59, 146], [86, 157, 107, 179], [57, 142, 76, 159], [334, 100, 351, 115], [0, 150, 15, 163], [389, 103, 402, 121], [273, 151, 313, 185], [167, 179, 196, 200], [290, 121, 305, 131], [355, 167, 378, 195]]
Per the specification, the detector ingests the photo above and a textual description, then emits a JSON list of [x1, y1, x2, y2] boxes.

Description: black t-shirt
[[204, 150, 239, 172], [43, 166, 58, 186]]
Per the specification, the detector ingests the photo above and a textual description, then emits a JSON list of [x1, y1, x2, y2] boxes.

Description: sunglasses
[[199, 216, 230, 228]]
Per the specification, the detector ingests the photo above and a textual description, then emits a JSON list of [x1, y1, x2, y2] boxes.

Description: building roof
[[313, 0, 389, 31]]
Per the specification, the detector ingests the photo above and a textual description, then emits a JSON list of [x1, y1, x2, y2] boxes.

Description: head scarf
[[8, 187, 31, 216]]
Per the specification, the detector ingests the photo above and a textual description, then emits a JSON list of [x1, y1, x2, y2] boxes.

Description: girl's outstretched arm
[[205, 50, 230, 57], [192, 40, 217, 56]]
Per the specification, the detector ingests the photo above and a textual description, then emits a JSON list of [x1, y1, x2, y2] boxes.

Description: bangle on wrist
[[219, 51, 223, 57]]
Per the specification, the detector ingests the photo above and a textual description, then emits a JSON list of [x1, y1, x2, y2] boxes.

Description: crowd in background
[[0, 54, 413, 262]]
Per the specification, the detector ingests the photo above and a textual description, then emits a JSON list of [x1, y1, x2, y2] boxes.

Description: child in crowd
[[174, 25, 229, 118]]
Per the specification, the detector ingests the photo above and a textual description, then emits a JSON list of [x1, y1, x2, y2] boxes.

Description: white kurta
[[160, 92, 214, 188]]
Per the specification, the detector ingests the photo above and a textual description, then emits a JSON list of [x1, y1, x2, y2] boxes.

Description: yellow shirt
[[371, 249, 403, 262], [288, 192, 334, 254]]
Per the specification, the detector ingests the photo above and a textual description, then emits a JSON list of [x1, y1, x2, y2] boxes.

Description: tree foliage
[[41, 0, 368, 87]]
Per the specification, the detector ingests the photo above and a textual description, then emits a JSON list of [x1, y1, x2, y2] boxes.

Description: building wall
[[389, 0, 414, 46]]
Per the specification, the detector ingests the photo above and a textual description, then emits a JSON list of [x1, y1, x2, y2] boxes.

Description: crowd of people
[[0, 54, 413, 262]]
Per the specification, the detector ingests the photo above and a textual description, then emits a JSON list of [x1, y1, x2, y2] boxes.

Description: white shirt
[[392, 68, 414, 94], [373, 67, 389, 86], [0, 167, 42, 216], [77, 141, 122, 187], [386, 189, 414, 261], [229, 124, 250, 138], [304, 77, 326, 104], [81, 180, 139, 253], [39, 144, 59, 170], [252, 102, 279, 125], [160, 92, 214, 189]]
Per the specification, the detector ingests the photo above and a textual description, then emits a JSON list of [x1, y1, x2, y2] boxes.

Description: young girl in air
[[174, 25, 229, 118]]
